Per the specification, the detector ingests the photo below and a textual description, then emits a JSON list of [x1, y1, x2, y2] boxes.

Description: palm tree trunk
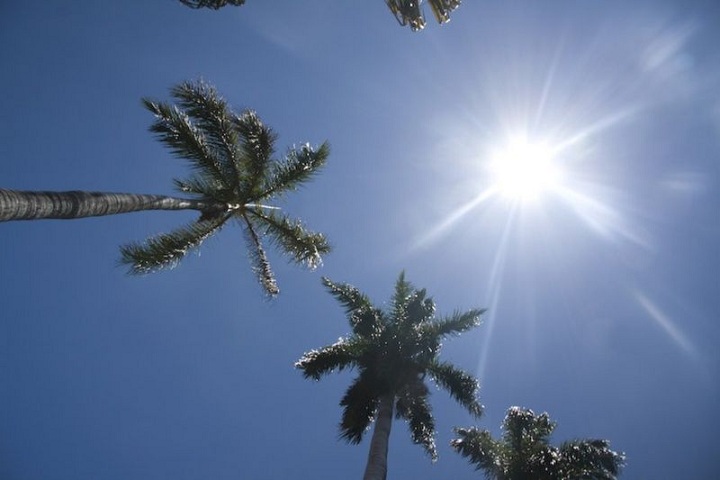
[[363, 394, 394, 480], [0, 189, 223, 221]]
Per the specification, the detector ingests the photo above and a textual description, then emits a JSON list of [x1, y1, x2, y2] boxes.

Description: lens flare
[[488, 138, 564, 202]]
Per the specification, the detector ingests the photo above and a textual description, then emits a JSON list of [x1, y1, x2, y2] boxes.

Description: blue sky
[[1, 1, 719, 479]]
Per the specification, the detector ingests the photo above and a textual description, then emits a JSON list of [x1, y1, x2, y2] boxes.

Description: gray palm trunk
[[0, 189, 224, 221], [363, 394, 394, 480]]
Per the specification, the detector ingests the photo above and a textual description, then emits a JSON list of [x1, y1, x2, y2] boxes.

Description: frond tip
[[396, 379, 437, 460], [241, 215, 279, 296], [321, 278, 382, 336], [295, 340, 358, 380], [251, 210, 331, 270], [262, 142, 330, 198], [427, 361, 482, 418], [119, 216, 226, 274], [386, 0, 462, 31], [339, 372, 378, 444]]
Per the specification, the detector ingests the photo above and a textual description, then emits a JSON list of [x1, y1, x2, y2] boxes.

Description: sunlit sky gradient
[[2, 1, 719, 479]]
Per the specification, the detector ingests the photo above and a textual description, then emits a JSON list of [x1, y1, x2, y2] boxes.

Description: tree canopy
[[297, 273, 484, 478], [452, 407, 625, 480]]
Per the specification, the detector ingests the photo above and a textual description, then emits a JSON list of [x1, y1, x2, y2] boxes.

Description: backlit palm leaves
[[178, 0, 245, 9], [386, 0, 462, 31], [297, 273, 484, 479], [452, 407, 625, 480], [122, 80, 330, 294], [178, 0, 462, 32]]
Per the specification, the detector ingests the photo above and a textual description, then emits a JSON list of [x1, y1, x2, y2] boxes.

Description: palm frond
[[295, 338, 360, 380], [427, 0, 462, 24], [395, 378, 437, 460], [557, 439, 625, 479], [249, 209, 330, 269], [427, 361, 482, 417], [260, 142, 330, 199], [390, 271, 414, 322], [339, 371, 378, 444], [169, 81, 240, 186], [119, 215, 227, 274], [240, 214, 278, 296], [405, 288, 435, 326], [178, 0, 245, 9], [386, 0, 425, 31], [172, 175, 226, 200], [321, 278, 368, 311], [386, 0, 460, 31], [321, 277, 383, 336], [420, 308, 485, 340], [142, 98, 229, 188], [232, 110, 277, 197], [451, 427, 503, 475], [503, 407, 555, 448]]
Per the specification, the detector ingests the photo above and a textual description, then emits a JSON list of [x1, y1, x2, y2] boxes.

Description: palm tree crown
[[297, 273, 484, 479], [452, 406, 625, 480], [128, 80, 330, 294], [0, 80, 331, 296]]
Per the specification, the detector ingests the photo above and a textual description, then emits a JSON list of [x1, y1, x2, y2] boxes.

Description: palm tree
[[296, 273, 484, 480], [0, 80, 331, 296], [178, 0, 245, 9], [385, 0, 462, 31], [451, 406, 625, 480]]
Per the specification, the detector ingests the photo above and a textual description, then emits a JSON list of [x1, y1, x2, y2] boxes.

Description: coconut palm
[[0, 80, 331, 296], [386, 0, 462, 31], [296, 273, 484, 480], [452, 406, 625, 480], [178, 0, 245, 9]]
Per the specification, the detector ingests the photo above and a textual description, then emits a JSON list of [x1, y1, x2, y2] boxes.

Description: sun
[[488, 137, 564, 203]]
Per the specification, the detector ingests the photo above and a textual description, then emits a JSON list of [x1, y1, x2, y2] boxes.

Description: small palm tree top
[[452, 406, 626, 480], [297, 272, 484, 460], [122, 80, 331, 295]]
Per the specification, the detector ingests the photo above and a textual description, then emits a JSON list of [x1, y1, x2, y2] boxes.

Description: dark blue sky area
[[1, 1, 719, 479]]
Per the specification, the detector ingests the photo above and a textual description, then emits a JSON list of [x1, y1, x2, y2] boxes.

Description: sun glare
[[488, 138, 563, 202]]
